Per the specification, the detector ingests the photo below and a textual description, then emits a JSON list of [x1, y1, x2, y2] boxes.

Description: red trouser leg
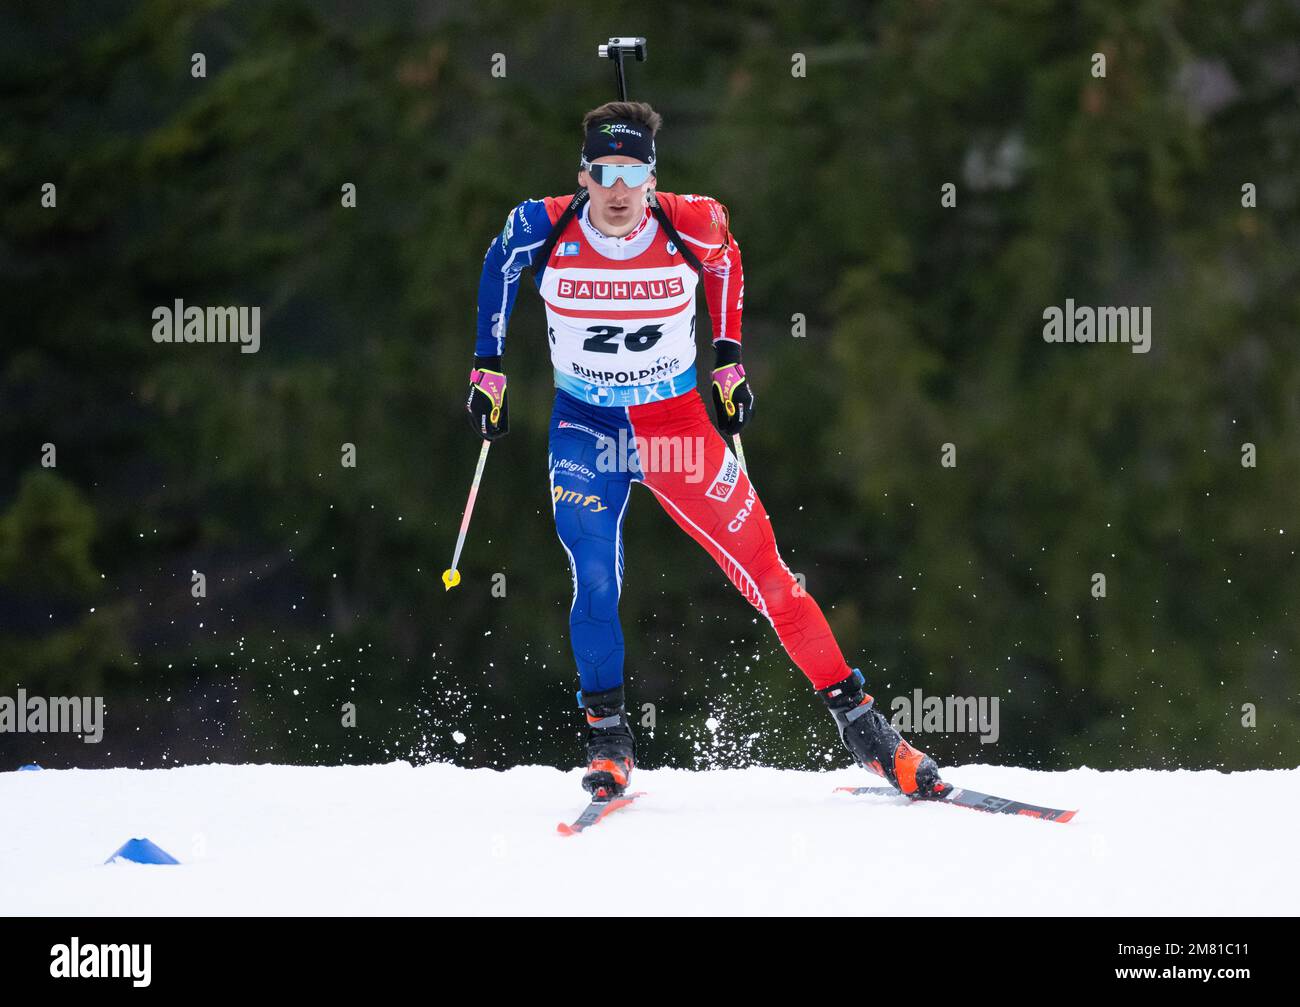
[[628, 391, 853, 691]]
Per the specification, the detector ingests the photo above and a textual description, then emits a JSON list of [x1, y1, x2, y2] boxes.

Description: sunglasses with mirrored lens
[[583, 160, 655, 187]]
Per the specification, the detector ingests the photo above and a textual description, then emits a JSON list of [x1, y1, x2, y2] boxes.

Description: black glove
[[709, 339, 753, 437], [466, 354, 509, 441]]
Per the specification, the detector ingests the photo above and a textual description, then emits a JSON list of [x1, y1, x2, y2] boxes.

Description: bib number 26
[[582, 323, 664, 354]]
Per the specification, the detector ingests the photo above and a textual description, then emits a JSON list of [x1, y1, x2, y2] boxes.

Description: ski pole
[[732, 434, 747, 476], [442, 438, 492, 591]]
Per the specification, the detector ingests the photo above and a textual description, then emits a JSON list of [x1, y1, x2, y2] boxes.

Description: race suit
[[474, 192, 854, 694]]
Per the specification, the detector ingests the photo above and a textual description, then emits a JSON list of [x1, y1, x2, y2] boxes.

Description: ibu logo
[[558, 241, 580, 257], [665, 240, 677, 255]]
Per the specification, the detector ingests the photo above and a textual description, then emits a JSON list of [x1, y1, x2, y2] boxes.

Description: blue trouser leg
[[547, 392, 639, 695]]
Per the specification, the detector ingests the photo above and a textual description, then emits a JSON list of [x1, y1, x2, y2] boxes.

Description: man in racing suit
[[467, 101, 947, 802]]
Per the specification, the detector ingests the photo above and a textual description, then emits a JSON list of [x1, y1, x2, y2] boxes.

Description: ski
[[557, 791, 646, 836], [836, 785, 1077, 823]]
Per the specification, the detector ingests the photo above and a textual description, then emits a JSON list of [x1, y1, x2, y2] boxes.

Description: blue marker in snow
[[105, 838, 181, 865]]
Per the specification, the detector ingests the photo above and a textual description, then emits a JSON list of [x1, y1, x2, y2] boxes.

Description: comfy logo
[[556, 278, 685, 300], [553, 486, 608, 513]]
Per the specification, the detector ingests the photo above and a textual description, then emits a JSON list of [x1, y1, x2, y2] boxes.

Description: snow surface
[[2, 762, 1295, 914]]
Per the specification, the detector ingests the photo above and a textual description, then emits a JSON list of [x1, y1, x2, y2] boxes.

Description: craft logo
[[727, 482, 757, 532]]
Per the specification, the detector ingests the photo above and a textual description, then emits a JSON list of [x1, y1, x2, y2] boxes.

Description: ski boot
[[819, 669, 950, 799], [577, 685, 636, 801]]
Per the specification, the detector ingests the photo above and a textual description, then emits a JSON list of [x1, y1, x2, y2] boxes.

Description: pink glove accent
[[470, 368, 508, 423], [711, 363, 746, 417]]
